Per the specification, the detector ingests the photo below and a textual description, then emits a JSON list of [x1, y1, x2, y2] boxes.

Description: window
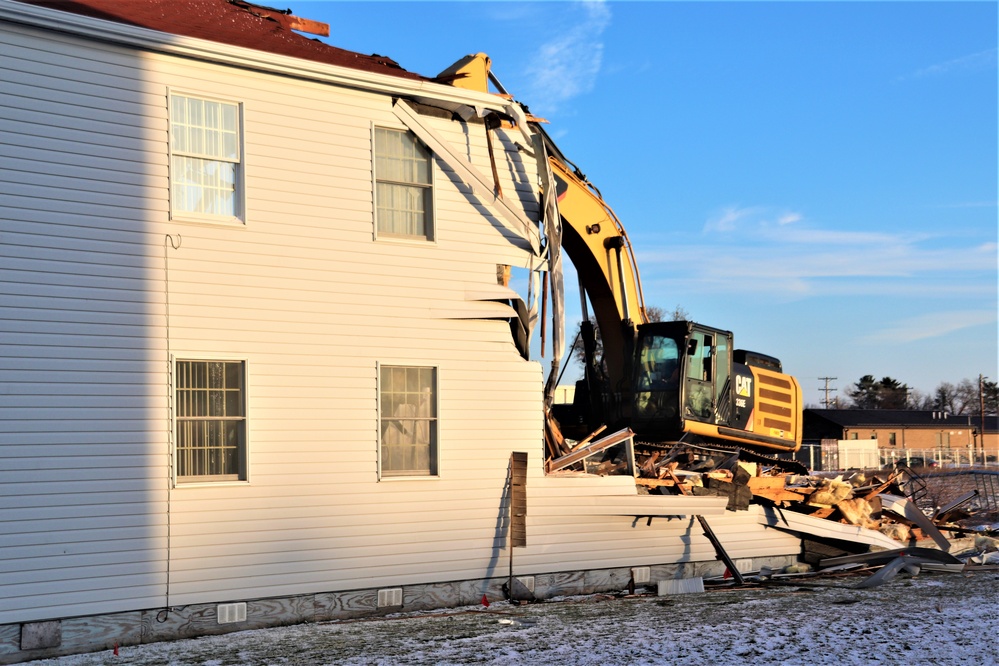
[[175, 360, 246, 481], [170, 93, 241, 219], [889, 432, 897, 446], [379, 365, 438, 477], [374, 128, 434, 240]]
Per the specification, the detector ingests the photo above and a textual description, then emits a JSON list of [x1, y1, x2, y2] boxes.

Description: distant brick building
[[803, 410, 998, 460]]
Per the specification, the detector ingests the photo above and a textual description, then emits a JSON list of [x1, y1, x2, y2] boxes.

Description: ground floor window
[[379, 365, 438, 477], [175, 360, 246, 481]]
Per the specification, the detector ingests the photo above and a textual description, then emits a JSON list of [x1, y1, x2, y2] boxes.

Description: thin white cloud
[[636, 217, 997, 300], [859, 310, 998, 344], [522, 1, 611, 114], [704, 206, 760, 232], [901, 48, 998, 80], [703, 205, 805, 233]]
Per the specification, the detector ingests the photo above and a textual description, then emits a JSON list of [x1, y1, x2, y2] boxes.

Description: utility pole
[[819, 377, 838, 408], [980, 375, 987, 462]]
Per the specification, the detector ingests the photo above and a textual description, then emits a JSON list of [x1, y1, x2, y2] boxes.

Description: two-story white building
[[0, 1, 829, 661]]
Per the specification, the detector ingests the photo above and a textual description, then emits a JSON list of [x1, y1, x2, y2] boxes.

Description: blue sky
[[296, 1, 997, 407]]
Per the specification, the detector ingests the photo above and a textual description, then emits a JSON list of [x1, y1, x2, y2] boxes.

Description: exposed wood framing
[[393, 99, 541, 254]]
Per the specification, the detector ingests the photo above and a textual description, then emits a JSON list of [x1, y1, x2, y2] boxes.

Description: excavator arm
[[546, 155, 646, 393]]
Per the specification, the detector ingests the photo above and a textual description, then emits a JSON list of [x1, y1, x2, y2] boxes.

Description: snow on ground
[[29, 571, 999, 666]]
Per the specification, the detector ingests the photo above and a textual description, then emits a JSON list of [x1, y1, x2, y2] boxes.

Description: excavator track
[[634, 438, 808, 475]]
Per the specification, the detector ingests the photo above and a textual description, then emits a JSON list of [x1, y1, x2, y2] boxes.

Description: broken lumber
[[545, 428, 633, 474]]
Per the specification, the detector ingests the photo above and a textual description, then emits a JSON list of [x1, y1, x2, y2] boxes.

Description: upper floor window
[[374, 128, 434, 240], [379, 365, 438, 477], [175, 360, 247, 482], [170, 94, 242, 220]]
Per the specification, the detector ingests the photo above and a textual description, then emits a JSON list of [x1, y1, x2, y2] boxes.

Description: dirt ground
[[31, 569, 999, 666]]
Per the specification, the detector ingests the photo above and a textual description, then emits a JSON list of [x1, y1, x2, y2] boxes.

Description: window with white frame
[[175, 360, 246, 481], [379, 365, 438, 477], [374, 128, 434, 240], [170, 93, 242, 219]]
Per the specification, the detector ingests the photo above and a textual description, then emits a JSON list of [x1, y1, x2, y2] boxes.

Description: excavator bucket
[[435, 53, 492, 93]]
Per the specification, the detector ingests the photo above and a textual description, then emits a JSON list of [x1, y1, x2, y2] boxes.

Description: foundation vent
[[631, 567, 651, 585], [377, 588, 403, 608], [217, 602, 246, 624], [516, 576, 535, 593]]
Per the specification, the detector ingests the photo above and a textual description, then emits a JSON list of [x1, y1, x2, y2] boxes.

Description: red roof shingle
[[18, 0, 428, 81]]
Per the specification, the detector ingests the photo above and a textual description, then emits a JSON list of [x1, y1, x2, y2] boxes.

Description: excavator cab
[[632, 321, 734, 441], [630, 321, 800, 451]]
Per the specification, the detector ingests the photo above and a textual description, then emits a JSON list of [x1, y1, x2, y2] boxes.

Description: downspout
[[163, 234, 182, 613]]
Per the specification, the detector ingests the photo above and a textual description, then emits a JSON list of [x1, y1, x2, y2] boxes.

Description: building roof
[[805, 409, 997, 432], [16, 0, 427, 82]]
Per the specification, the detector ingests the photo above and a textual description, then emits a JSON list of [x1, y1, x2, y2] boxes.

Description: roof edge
[[0, 0, 514, 112]]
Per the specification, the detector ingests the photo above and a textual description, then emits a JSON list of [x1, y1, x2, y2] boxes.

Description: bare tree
[[952, 378, 979, 414], [571, 304, 684, 371], [906, 388, 934, 410], [930, 377, 998, 415]]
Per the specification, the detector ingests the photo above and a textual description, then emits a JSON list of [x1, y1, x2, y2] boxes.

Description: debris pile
[[545, 427, 999, 564]]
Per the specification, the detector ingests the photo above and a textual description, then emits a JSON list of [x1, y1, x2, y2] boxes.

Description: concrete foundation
[[0, 555, 794, 664]]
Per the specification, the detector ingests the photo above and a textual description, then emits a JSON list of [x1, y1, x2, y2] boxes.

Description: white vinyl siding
[[374, 127, 433, 240], [0, 20, 172, 624], [169, 93, 242, 220], [379, 365, 438, 477]]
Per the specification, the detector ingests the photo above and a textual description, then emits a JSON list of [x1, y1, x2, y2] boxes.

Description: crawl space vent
[[377, 588, 403, 608], [217, 602, 246, 624], [631, 567, 651, 585]]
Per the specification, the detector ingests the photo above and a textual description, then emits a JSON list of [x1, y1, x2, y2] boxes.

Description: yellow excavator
[[440, 53, 802, 455], [544, 135, 802, 453]]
